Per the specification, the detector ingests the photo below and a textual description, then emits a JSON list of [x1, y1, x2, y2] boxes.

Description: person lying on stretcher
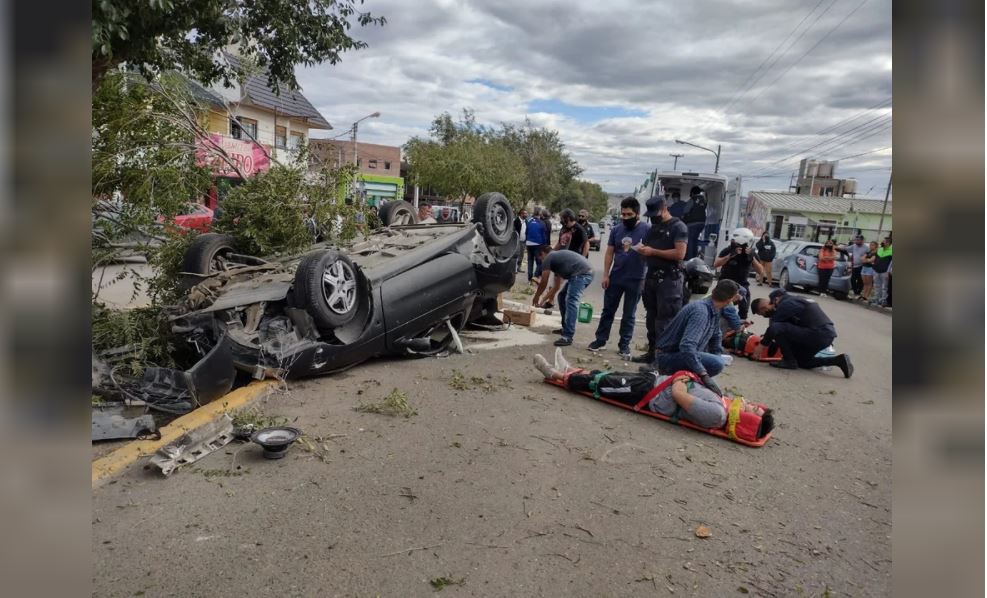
[[534, 348, 767, 430]]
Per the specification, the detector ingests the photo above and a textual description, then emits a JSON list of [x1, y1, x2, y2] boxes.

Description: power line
[[716, 0, 832, 118], [832, 146, 891, 162], [748, 113, 890, 174], [743, 0, 872, 108]]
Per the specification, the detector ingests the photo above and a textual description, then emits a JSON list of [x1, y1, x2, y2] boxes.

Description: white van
[[634, 172, 743, 268]]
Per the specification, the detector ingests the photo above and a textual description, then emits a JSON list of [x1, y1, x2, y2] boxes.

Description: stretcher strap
[[587, 371, 610, 399], [631, 370, 701, 412], [726, 396, 743, 440]]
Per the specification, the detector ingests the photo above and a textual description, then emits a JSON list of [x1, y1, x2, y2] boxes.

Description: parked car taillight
[[796, 257, 807, 270]]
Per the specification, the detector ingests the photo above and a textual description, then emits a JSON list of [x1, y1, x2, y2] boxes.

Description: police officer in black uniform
[[713, 228, 764, 320], [630, 196, 688, 364]]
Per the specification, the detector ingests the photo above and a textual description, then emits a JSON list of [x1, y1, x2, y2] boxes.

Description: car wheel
[[294, 250, 361, 329], [472, 192, 514, 246], [779, 269, 793, 291], [378, 200, 419, 226], [182, 233, 236, 275]]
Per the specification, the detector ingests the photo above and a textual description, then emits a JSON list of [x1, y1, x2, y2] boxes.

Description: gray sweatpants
[[647, 376, 727, 429]]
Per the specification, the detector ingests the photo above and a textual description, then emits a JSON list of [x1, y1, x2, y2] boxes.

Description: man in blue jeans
[[646, 279, 742, 397], [532, 246, 595, 347], [588, 197, 650, 360]]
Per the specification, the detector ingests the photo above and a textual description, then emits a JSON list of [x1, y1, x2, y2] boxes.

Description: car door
[[773, 242, 793, 277]]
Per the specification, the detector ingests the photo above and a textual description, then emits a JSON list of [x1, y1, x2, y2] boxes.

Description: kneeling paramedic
[[751, 294, 854, 378], [645, 279, 741, 396]]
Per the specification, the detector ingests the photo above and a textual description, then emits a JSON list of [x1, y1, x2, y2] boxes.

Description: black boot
[[631, 351, 655, 364], [808, 354, 854, 378], [770, 361, 798, 370], [836, 354, 853, 378]]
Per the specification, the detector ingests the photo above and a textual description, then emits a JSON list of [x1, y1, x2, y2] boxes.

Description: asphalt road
[[93, 252, 891, 597]]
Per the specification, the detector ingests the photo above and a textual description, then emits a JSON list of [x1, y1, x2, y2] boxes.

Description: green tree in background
[[404, 111, 526, 210], [404, 110, 582, 212], [499, 119, 581, 209], [92, 0, 385, 90], [554, 180, 610, 219]]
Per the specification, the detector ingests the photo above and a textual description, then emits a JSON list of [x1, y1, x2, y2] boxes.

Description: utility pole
[[877, 172, 892, 238], [670, 153, 684, 170]]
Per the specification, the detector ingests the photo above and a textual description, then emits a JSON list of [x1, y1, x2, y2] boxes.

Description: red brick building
[[309, 139, 402, 177]]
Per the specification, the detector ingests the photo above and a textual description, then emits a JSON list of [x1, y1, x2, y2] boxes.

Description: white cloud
[[297, 0, 892, 196]]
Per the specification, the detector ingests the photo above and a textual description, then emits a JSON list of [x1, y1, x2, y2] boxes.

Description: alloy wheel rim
[[321, 260, 357, 314]]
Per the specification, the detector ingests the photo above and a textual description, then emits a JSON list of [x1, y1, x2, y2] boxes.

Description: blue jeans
[[557, 273, 594, 339], [526, 245, 541, 281], [656, 351, 724, 378], [593, 278, 643, 351]]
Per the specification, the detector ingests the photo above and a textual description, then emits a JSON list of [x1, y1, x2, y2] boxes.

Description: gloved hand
[[700, 374, 723, 397]]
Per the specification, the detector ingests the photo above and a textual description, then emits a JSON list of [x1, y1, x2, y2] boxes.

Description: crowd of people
[[515, 192, 860, 407]]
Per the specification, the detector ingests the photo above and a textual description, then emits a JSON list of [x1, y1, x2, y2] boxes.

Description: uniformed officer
[[630, 195, 688, 364], [751, 293, 853, 378]]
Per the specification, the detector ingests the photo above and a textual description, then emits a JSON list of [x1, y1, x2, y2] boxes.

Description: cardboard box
[[503, 309, 536, 327]]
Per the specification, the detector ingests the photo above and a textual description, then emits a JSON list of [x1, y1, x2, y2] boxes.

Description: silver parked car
[[771, 240, 851, 299]]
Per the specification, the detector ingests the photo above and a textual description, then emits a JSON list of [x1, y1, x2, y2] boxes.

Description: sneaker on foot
[[553, 347, 570, 371], [837, 354, 854, 379], [533, 354, 555, 378], [554, 337, 573, 347], [617, 348, 631, 361], [587, 340, 607, 352]]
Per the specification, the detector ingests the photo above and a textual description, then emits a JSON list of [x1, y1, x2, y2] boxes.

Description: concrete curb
[[91, 380, 278, 488]]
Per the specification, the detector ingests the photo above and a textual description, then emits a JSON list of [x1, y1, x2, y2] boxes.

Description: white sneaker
[[533, 354, 554, 378], [554, 347, 571, 371]]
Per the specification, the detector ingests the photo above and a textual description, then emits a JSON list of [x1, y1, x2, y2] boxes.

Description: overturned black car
[[169, 192, 519, 383]]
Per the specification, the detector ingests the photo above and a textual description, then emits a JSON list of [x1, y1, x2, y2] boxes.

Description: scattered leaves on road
[[695, 525, 712, 538], [429, 576, 465, 592], [355, 389, 417, 418]]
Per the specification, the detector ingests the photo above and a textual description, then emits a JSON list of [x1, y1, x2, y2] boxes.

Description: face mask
[[622, 217, 638, 228]]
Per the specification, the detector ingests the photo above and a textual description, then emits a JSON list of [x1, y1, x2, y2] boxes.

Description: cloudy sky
[[297, 0, 891, 197]]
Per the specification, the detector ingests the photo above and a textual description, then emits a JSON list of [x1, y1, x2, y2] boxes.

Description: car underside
[[169, 193, 519, 384]]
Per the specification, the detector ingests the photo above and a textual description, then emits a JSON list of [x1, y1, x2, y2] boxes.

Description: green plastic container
[[577, 302, 593, 323]]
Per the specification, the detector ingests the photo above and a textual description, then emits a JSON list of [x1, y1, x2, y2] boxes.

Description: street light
[[674, 139, 721, 173], [351, 111, 381, 168], [349, 112, 380, 205]]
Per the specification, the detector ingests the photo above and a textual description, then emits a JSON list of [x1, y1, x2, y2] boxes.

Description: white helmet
[[731, 227, 755, 247]]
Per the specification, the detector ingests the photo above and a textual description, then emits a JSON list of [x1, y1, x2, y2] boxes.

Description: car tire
[[472, 192, 514, 246], [182, 233, 236, 275], [779, 269, 793, 291], [293, 250, 361, 329], [378, 200, 418, 226]]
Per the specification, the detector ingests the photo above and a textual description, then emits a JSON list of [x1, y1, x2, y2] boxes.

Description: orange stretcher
[[544, 369, 773, 447], [723, 330, 783, 362]]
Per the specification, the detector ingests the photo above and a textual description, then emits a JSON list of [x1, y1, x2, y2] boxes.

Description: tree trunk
[[92, 56, 119, 91]]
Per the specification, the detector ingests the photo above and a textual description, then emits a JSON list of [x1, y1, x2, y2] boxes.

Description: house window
[[289, 131, 305, 150], [368, 159, 378, 169], [275, 126, 287, 149], [384, 161, 391, 170], [230, 117, 258, 140]]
